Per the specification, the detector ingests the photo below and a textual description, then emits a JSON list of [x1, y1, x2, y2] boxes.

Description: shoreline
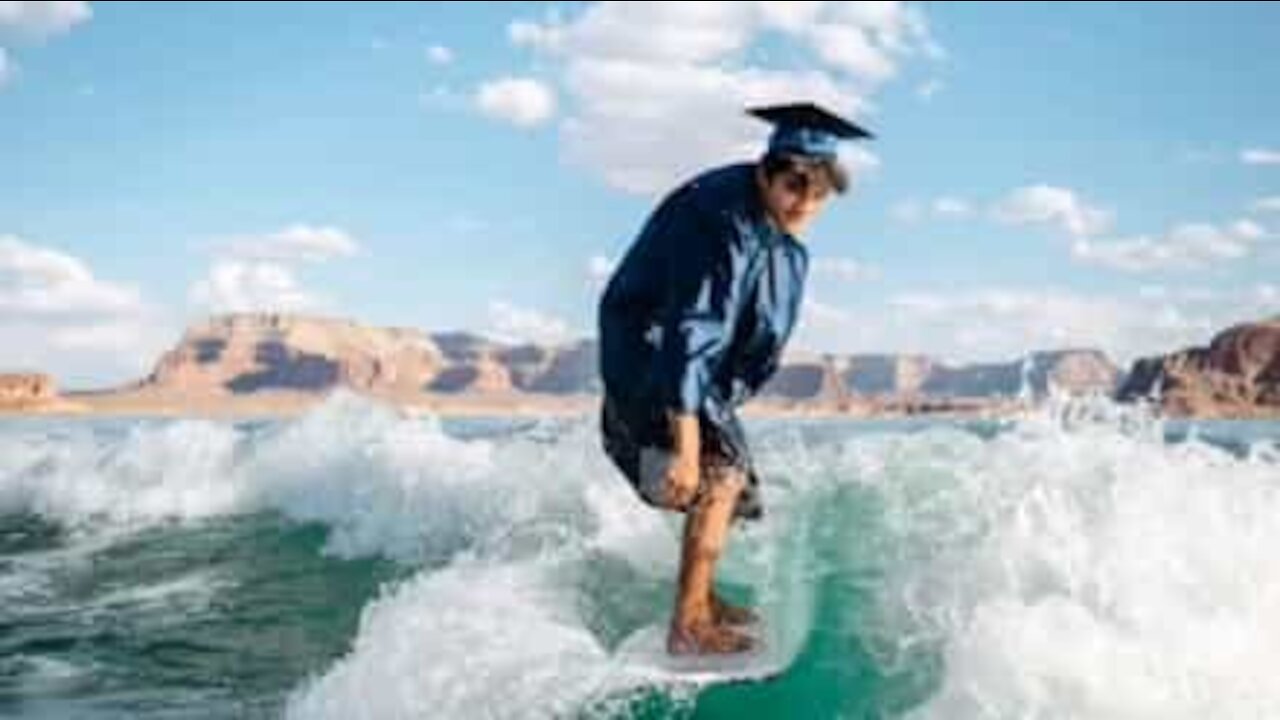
[[0, 389, 1031, 422], [2, 390, 1276, 422]]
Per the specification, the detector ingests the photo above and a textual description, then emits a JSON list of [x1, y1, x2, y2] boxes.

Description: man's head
[[755, 153, 843, 236], [747, 102, 873, 236]]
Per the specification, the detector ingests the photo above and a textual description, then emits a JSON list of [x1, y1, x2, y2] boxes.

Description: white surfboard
[[612, 616, 788, 686]]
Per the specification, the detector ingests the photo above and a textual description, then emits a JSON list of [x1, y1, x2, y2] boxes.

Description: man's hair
[[759, 151, 849, 195]]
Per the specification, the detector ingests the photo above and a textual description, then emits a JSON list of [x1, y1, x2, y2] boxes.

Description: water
[[1, 391, 1277, 719]]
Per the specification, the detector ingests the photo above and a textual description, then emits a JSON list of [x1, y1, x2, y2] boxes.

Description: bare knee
[[702, 465, 746, 499]]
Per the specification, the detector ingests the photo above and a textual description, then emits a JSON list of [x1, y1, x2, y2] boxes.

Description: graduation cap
[[747, 102, 873, 158]]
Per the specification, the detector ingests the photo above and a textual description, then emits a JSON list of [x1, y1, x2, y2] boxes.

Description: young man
[[598, 102, 872, 655]]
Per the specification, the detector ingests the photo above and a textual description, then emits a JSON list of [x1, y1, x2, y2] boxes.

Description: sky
[[2, 1, 1279, 389]]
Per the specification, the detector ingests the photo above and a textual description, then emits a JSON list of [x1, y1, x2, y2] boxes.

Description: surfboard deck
[[612, 618, 785, 686]]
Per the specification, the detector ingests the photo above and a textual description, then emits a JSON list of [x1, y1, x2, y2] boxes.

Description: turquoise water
[[1, 393, 1278, 719]]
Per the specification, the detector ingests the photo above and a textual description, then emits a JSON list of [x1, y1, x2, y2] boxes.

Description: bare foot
[[667, 621, 755, 656], [710, 592, 758, 627]]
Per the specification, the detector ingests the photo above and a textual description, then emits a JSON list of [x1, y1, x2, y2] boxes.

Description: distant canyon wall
[[111, 313, 1121, 408], [1117, 317, 1280, 417]]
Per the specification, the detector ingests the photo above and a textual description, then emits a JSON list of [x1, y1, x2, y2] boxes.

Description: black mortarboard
[[747, 102, 873, 158]]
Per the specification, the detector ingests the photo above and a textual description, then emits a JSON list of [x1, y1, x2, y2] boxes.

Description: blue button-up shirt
[[598, 163, 809, 441]]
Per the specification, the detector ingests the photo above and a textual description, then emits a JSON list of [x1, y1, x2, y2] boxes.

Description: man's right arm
[[665, 412, 701, 508]]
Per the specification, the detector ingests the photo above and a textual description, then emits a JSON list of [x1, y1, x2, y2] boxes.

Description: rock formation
[[1116, 317, 1280, 417]]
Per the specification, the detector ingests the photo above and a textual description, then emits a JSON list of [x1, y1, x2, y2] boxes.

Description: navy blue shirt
[[598, 163, 809, 437]]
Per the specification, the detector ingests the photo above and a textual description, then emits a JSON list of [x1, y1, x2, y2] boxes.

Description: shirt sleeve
[[655, 200, 751, 415], [729, 243, 809, 406]]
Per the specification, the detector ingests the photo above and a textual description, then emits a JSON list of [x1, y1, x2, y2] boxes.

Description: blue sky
[[2, 1, 1278, 388]]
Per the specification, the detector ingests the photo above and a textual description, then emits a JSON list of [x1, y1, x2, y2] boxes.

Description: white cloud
[[932, 196, 971, 218], [794, 286, 1235, 367], [812, 256, 878, 283], [586, 254, 614, 290], [1241, 148, 1280, 165], [0, 1, 92, 41], [0, 48, 10, 87], [507, 2, 938, 194], [190, 224, 358, 315], [756, 2, 825, 33], [800, 295, 852, 329], [916, 78, 942, 101], [0, 234, 143, 318], [426, 44, 454, 65], [808, 21, 896, 81], [1231, 219, 1265, 240], [1252, 196, 1280, 213], [992, 184, 1112, 238], [1071, 219, 1268, 273], [508, 18, 564, 53], [892, 195, 971, 222], [188, 260, 315, 314], [1136, 285, 1221, 303], [563, 60, 861, 192], [486, 300, 572, 345], [0, 234, 167, 387], [475, 76, 556, 128], [220, 225, 360, 264], [839, 144, 881, 178]]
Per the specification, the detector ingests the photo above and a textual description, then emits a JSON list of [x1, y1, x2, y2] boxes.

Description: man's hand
[[665, 450, 700, 509], [665, 413, 702, 509]]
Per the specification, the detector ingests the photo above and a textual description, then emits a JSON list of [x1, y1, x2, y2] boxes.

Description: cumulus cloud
[[0, 1, 92, 41], [801, 295, 853, 330], [219, 225, 360, 264], [586, 254, 614, 290], [1071, 219, 1269, 272], [486, 300, 572, 345], [189, 224, 360, 315], [475, 77, 556, 128], [812, 256, 878, 283], [1241, 148, 1280, 165], [0, 234, 167, 386], [790, 284, 1267, 367], [0, 2, 91, 92], [0, 234, 142, 319], [991, 184, 1112, 238], [1252, 196, 1280, 213], [188, 260, 315, 314], [426, 44, 454, 65], [932, 196, 972, 218], [892, 195, 972, 222], [916, 78, 942, 101], [504, 1, 938, 193]]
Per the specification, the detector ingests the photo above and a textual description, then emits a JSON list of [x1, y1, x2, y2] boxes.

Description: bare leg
[[668, 470, 754, 655], [709, 467, 758, 627], [711, 589, 759, 626]]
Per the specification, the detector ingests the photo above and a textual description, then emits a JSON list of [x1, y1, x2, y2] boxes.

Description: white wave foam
[[838, 401, 1280, 719], [5, 392, 1277, 718], [0, 391, 647, 566], [0, 418, 242, 525], [284, 559, 618, 720]]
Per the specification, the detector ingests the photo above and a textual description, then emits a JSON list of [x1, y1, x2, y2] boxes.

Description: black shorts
[[600, 396, 763, 521]]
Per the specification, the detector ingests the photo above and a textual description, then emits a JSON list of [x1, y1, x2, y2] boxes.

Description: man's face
[[757, 167, 834, 237]]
